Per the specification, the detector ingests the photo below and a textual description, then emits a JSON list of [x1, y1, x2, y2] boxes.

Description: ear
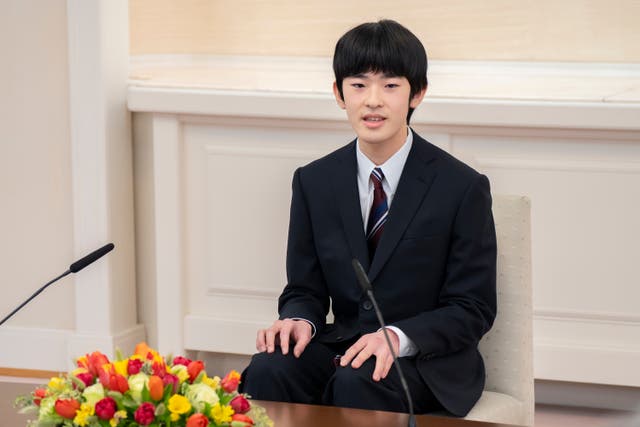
[[332, 81, 346, 110], [409, 85, 428, 109]]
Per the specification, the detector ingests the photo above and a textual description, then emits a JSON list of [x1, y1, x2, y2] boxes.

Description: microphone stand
[[353, 259, 417, 427], [0, 243, 114, 326], [0, 270, 71, 326]]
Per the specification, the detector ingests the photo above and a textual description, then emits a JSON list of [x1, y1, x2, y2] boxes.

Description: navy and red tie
[[366, 167, 388, 257]]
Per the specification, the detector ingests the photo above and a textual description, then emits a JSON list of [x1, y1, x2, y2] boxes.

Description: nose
[[365, 86, 383, 108]]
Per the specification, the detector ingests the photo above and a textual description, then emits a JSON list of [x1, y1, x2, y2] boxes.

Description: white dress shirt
[[355, 128, 419, 358]]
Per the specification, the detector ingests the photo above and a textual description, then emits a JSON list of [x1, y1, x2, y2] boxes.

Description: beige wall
[[129, 0, 640, 62], [0, 0, 74, 329]]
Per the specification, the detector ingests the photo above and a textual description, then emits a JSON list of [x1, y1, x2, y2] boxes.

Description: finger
[[292, 331, 311, 358], [380, 353, 395, 379], [279, 321, 292, 355], [340, 339, 366, 366], [256, 329, 267, 352], [350, 343, 374, 369], [265, 323, 280, 353], [372, 352, 386, 382]]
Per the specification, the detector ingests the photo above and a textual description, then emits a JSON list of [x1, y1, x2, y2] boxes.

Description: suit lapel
[[329, 141, 370, 270], [368, 136, 438, 282]]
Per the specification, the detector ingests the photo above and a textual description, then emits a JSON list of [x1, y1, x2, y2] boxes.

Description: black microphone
[[0, 243, 115, 326], [352, 259, 417, 427], [70, 243, 114, 273]]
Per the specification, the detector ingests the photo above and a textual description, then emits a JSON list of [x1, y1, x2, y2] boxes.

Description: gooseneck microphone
[[352, 259, 417, 427], [0, 243, 115, 326]]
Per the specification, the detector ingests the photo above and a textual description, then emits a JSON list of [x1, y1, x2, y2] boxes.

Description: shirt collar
[[356, 128, 413, 193]]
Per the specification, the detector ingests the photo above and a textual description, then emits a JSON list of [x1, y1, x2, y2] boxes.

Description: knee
[[243, 350, 292, 382], [331, 359, 375, 390]]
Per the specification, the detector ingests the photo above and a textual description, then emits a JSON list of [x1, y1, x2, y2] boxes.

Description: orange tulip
[[134, 342, 153, 359], [109, 373, 130, 393], [231, 413, 255, 425], [87, 351, 110, 377], [187, 360, 204, 382], [221, 370, 241, 393], [148, 375, 164, 401], [33, 388, 47, 406], [186, 413, 209, 427], [54, 398, 80, 419]]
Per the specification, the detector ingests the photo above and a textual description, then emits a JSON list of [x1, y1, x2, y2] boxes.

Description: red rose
[[33, 388, 47, 406], [231, 413, 254, 425], [54, 398, 80, 419], [172, 356, 192, 367], [186, 413, 209, 427], [151, 360, 166, 377], [229, 395, 251, 414], [95, 397, 117, 420], [163, 373, 179, 393], [75, 371, 94, 387], [128, 358, 143, 375], [187, 360, 204, 382], [134, 402, 155, 425]]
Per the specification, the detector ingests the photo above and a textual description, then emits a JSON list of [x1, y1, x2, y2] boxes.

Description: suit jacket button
[[363, 301, 373, 311], [336, 336, 343, 341]]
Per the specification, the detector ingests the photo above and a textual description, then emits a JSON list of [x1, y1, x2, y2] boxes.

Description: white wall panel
[[182, 121, 351, 345]]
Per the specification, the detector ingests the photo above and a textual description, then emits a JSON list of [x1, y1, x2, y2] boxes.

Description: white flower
[[185, 383, 219, 412], [82, 382, 105, 407], [128, 373, 149, 403]]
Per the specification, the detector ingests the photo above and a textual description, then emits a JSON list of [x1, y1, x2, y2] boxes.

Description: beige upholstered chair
[[462, 195, 534, 426]]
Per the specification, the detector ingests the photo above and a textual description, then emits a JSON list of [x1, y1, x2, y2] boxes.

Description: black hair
[[333, 20, 428, 123]]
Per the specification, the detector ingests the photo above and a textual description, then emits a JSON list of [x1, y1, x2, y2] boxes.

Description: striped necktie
[[366, 167, 388, 257]]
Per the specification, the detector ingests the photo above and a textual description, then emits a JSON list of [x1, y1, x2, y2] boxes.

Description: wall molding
[[0, 324, 146, 372], [205, 145, 329, 161], [475, 157, 640, 174], [206, 284, 280, 300], [535, 308, 640, 325], [128, 56, 640, 131], [184, 315, 266, 355]]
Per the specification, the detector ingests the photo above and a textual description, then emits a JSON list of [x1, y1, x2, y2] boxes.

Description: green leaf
[[192, 370, 206, 384], [122, 394, 139, 410], [162, 383, 173, 400], [107, 390, 124, 404], [141, 382, 151, 402], [70, 375, 86, 391]]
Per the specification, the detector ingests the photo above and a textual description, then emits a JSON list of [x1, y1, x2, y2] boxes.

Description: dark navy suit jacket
[[278, 132, 497, 416]]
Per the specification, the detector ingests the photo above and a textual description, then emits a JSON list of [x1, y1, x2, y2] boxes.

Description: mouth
[[362, 114, 386, 123], [362, 114, 386, 128]]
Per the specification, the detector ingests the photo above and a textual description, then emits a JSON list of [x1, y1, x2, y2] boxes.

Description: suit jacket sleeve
[[277, 167, 330, 333], [393, 173, 497, 358]]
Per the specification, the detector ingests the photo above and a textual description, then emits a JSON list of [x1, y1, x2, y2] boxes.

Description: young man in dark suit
[[240, 20, 497, 416]]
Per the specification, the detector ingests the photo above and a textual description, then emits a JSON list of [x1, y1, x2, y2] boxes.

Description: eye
[[385, 83, 399, 88], [351, 83, 365, 88]]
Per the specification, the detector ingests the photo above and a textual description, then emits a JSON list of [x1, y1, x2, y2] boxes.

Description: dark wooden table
[[255, 400, 519, 427]]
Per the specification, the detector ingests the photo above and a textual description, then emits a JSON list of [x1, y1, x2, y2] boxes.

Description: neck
[[360, 127, 408, 165]]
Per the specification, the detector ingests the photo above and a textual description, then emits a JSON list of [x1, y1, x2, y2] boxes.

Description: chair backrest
[[478, 195, 534, 426]]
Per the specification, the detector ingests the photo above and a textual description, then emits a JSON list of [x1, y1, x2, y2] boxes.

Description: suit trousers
[[239, 341, 442, 414]]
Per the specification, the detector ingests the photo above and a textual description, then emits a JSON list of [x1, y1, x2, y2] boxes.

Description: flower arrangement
[[15, 342, 272, 427]]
